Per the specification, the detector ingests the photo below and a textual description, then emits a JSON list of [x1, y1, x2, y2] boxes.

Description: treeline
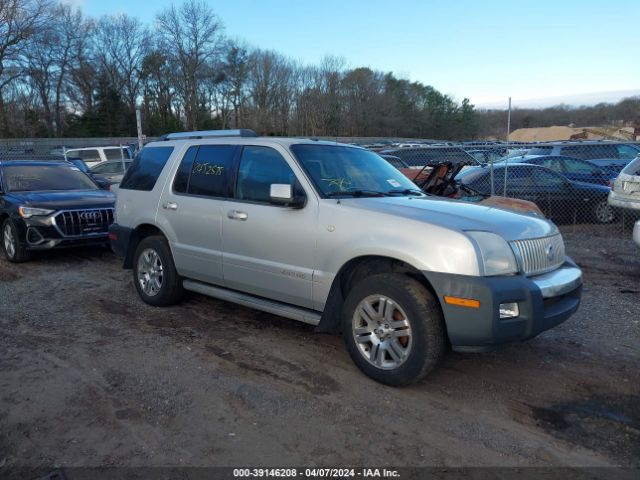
[[477, 97, 640, 138], [0, 0, 479, 140]]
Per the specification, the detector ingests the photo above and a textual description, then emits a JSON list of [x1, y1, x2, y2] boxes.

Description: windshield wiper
[[326, 190, 387, 198], [387, 189, 425, 196]]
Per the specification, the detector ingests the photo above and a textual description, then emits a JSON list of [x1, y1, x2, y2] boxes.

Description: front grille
[[53, 208, 114, 237], [510, 233, 565, 277]]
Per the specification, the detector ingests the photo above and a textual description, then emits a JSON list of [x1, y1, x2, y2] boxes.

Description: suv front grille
[[510, 233, 565, 277], [53, 208, 114, 237]]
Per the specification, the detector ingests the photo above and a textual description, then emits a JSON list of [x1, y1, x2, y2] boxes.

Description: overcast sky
[[74, 0, 640, 109]]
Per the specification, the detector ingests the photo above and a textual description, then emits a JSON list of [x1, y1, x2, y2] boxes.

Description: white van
[[64, 146, 133, 167]]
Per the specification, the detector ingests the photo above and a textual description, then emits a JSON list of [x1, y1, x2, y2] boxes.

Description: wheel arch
[[123, 223, 169, 268], [316, 255, 441, 333]]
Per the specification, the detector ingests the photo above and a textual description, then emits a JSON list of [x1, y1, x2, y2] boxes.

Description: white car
[[64, 146, 133, 167], [608, 155, 640, 212]]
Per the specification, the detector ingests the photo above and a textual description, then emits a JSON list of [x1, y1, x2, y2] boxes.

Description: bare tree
[[96, 13, 150, 111], [155, 0, 224, 130], [0, 0, 52, 134], [66, 17, 97, 115], [27, 3, 83, 136]]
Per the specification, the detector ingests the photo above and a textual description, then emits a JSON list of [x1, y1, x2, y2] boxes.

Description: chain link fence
[[376, 140, 640, 236], [1, 136, 639, 240]]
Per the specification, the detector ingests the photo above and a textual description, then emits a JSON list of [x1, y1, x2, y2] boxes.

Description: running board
[[182, 279, 321, 326]]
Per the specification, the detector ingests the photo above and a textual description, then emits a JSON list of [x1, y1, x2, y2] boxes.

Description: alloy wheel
[[3, 223, 16, 259], [352, 295, 413, 370], [137, 248, 164, 296]]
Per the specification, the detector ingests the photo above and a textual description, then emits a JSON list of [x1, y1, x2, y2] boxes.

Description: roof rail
[[160, 129, 258, 141]]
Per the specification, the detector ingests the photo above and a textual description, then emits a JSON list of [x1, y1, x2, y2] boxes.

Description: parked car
[[380, 146, 481, 167], [90, 159, 133, 185], [498, 155, 616, 185], [634, 220, 640, 249], [457, 164, 615, 224], [110, 130, 582, 386], [525, 142, 639, 176], [0, 159, 115, 262], [608, 155, 640, 212], [64, 146, 133, 167], [65, 156, 112, 190], [379, 154, 409, 169]]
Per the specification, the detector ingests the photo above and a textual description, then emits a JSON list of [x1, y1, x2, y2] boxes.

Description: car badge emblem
[[545, 243, 554, 261], [80, 211, 100, 222]]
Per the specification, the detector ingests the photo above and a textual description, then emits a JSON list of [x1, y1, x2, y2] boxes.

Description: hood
[[9, 189, 115, 210], [339, 195, 557, 241]]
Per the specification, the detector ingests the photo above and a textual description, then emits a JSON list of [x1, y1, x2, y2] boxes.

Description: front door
[[222, 145, 317, 308]]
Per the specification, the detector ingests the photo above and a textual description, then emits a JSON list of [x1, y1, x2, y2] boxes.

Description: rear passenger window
[[75, 149, 101, 163], [120, 146, 174, 191], [179, 145, 237, 198], [236, 146, 298, 203], [104, 148, 130, 160]]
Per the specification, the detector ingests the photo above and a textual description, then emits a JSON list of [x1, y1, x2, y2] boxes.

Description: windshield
[[291, 144, 421, 197], [4, 165, 98, 192]]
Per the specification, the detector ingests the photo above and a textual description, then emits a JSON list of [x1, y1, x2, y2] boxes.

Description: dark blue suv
[[0, 159, 115, 262]]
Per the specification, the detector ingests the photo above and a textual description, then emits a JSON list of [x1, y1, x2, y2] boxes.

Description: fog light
[[499, 302, 519, 319]]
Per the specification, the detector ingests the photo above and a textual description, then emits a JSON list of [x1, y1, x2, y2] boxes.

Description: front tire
[[342, 273, 446, 386], [2, 219, 31, 263], [133, 235, 183, 306]]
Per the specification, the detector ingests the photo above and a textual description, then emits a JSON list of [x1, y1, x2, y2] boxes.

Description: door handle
[[227, 210, 248, 221], [162, 202, 178, 210]]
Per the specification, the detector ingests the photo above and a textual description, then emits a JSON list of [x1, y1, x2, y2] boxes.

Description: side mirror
[[270, 184, 305, 208]]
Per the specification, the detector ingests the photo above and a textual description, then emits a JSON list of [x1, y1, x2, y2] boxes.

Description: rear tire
[[593, 199, 615, 224], [2, 219, 31, 263], [342, 273, 446, 386], [133, 235, 183, 306]]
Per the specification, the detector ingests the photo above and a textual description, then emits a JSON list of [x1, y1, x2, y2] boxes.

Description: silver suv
[[110, 130, 583, 386]]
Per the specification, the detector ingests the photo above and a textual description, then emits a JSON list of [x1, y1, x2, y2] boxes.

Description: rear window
[[104, 148, 132, 160], [120, 147, 174, 191], [528, 147, 553, 156], [621, 157, 640, 176], [3, 165, 98, 192]]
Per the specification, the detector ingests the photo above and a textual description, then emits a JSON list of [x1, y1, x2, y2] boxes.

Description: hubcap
[[137, 248, 164, 296], [3, 224, 16, 258], [596, 201, 613, 223], [352, 295, 412, 370]]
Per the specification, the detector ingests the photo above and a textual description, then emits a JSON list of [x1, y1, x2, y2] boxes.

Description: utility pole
[[503, 97, 512, 197], [136, 109, 144, 151]]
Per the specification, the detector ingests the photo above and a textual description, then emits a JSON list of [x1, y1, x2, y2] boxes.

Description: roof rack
[[159, 129, 258, 141]]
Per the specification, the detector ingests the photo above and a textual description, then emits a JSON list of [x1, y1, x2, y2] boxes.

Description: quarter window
[[236, 146, 298, 203], [120, 147, 174, 191]]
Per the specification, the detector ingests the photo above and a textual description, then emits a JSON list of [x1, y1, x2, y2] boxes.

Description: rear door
[[156, 144, 239, 286], [222, 145, 317, 308]]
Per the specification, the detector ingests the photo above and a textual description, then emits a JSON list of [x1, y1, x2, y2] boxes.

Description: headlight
[[18, 207, 55, 218], [466, 231, 518, 276]]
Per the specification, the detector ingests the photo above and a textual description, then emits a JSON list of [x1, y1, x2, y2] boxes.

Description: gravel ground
[[0, 224, 639, 474]]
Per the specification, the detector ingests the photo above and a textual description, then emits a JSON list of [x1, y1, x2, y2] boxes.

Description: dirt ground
[[1, 225, 639, 474]]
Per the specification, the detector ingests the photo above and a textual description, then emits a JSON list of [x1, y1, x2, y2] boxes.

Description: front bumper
[[423, 258, 582, 352], [17, 216, 109, 250]]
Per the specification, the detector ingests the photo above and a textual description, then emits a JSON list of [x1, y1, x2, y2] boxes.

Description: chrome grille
[[53, 208, 114, 237], [510, 234, 565, 277]]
